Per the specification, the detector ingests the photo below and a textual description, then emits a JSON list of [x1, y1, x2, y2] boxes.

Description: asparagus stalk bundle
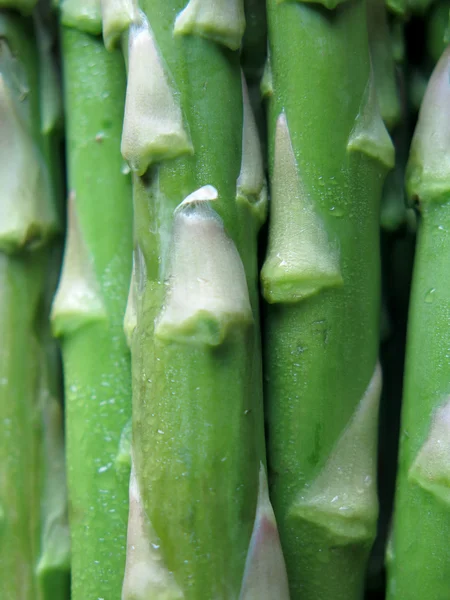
[[0, 8, 68, 599], [261, 0, 394, 598], [95, 1, 289, 598], [51, 7, 133, 598], [386, 45, 450, 600]]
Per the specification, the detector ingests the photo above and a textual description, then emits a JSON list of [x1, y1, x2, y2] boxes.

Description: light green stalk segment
[[51, 25, 133, 599], [114, 1, 288, 598], [263, 1, 393, 598], [386, 46, 450, 600], [0, 11, 59, 600]]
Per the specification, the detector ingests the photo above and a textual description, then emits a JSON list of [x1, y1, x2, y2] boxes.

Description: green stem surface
[[52, 25, 133, 599], [387, 45, 450, 600], [262, 0, 393, 598], [112, 2, 288, 598], [0, 9, 67, 600]]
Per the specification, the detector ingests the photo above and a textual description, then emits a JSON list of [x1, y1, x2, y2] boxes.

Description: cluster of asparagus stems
[[0, 0, 449, 599]]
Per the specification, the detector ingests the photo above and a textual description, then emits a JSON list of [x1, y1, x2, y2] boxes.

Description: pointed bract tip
[[101, 0, 138, 51], [236, 73, 267, 227], [123, 264, 137, 348], [51, 192, 107, 337], [289, 363, 381, 545], [0, 75, 57, 252], [122, 463, 184, 600], [347, 73, 395, 170], [261, 112, 343, 304], [260, 51, 273, 98], [174, 0, 246, 51], [178, 184, 218, 208], [121, 18, 193, 174], [409, 396, 450, 505], [239, 464, 290, 600], [156, 190, 253, 345], [406, 45, 450, 205]]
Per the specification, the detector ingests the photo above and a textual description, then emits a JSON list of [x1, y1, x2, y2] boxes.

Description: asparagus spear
[[100, 2, 288, 597], [0, 9, 61, 599], [35, 7, 70, 598], [262, 1, 394, 598], [51, 10, 133, 598], [386, 45, 450, 600]]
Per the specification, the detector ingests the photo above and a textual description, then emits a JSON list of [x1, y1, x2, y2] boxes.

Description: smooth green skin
[[36, 247, 70, 600], [129, 2, 267, 597], [264, 1, 387, 598], [133, 295, 259, 598], [59, 29, 133, 599], [0, 254, 43, 600], [386, 202, 450, 600]]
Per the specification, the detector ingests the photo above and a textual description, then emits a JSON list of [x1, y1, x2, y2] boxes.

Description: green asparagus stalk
[[35, 7, 70, 598], [386, 44, 450, 600], [51, 8, 133, 598], [0, 9, 62, 599], [98, 2, 289, 597], [262, 1, 394, 598]]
